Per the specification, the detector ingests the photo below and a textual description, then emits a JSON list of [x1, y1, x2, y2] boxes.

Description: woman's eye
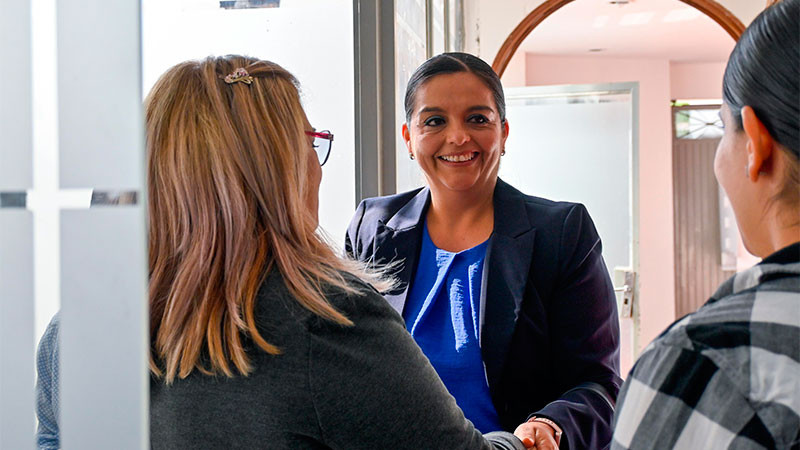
[[423, 116, 445, 127], [469, 114, 490, 124]]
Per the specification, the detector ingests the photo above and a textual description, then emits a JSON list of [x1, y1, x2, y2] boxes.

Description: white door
[[500, 83, 640, 374], [2, 0, 150, 448], [1, 3, 35, 447]]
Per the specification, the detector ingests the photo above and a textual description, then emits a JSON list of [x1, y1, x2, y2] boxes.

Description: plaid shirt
[[35, 313, 60, 450], [36, 313, 61, 450], [612, 243, 800, 449]]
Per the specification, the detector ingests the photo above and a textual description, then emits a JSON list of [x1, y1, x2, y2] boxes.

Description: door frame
[[490, 0, 744, 77]]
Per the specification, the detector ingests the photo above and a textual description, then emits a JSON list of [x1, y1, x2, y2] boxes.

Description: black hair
[[403, 52, 506, 124], [722, 0, 799, 158]]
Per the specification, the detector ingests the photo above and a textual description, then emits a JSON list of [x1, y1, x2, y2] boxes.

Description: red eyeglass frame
[[305, 130, 333, 140], [305, 130, 334, 166]]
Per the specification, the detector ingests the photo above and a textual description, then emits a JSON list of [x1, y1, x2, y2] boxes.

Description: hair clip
[[224, 68, 254, 85]]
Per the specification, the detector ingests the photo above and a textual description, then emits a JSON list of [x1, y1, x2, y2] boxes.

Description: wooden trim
[[682, 0, 746, 40], [492, 0, 746, 77], [492, 0, 573, 78]]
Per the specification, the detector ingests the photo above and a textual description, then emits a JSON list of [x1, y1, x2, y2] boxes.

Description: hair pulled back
[[403, 52, 506, 124], [723, 0, 799, 157]]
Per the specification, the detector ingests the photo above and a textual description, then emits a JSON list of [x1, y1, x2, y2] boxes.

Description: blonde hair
[[146, 55, 384, 382]]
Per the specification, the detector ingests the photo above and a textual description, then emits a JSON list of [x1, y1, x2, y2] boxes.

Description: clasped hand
[[513, 420, 560, 450]]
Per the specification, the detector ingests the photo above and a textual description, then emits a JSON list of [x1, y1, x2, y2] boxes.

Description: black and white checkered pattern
[[612, 250, 800, 449]]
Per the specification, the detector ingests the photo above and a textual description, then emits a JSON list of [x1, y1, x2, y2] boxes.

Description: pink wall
[[501, 51, 527, 88], [525, 54, 677, 358], [670, 61, 727, 99]]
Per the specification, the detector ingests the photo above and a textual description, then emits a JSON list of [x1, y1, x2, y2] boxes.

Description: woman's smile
[[438, 151, 479, 163], [403, 71, 508, 195]]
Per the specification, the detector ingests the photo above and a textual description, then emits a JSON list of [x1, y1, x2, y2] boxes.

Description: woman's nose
[[446, 123, 470, 146]]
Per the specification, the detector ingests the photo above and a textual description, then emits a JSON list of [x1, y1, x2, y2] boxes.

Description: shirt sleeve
[[611, 342, 776, 449], [307, 287, 524, 450], [35, 313, 61, 450]]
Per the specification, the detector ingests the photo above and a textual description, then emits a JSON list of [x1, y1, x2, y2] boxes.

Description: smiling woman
[[402, 71, 508, 237], [346, 52, 623, 450]]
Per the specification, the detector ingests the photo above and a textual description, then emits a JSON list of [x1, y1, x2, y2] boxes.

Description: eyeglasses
[[305, 130, 334, 166]]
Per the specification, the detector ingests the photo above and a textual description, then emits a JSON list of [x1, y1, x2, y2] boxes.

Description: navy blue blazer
[[346, 179, 622, 449]]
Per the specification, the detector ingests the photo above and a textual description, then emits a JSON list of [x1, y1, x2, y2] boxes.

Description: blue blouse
[[402, 223, 502, 433]]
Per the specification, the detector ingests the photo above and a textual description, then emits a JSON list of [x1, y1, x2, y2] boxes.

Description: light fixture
[[619, 12, 655, 26]]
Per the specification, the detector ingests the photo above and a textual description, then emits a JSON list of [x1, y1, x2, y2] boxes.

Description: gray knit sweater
[[150, 270, 524, 449]]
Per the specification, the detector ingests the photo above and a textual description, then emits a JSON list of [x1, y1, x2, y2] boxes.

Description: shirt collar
[[712, 241, 800, 300], [759, 241, 800, 266]]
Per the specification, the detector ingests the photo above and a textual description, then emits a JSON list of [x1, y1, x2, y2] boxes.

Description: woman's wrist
[[528, 416, 562, 446]]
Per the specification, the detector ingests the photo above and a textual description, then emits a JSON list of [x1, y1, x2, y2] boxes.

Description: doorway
[[491, 0, 744, 78], [500, 82, 639, 371], [482, 0, 743, 364], [671, 104, 735, 317]]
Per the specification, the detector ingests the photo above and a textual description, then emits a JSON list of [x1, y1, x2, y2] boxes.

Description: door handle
[[613, 268, 636, 318]]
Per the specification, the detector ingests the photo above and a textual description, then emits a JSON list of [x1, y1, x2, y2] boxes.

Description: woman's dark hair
[[723, 0, 799, 211], [404, 52, 506, 124], [723, 0, 799, 157]]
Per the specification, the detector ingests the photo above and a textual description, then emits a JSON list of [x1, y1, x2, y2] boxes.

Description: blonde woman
[[35, 55, 525, 449]]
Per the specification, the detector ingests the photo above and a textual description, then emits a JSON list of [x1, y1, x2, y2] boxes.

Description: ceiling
[[519, 0, 736, 62]]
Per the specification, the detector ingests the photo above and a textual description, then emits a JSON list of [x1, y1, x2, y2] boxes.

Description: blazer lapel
[[373, 188, 430, 315], [482, 179, 535, 393]]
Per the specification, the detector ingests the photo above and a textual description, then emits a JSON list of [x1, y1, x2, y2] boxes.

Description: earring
[[409, 153, 415, 160], [501, 149, 506, 156]]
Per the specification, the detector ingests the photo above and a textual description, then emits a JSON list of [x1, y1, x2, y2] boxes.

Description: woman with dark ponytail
[[612, 1, 800, 448]]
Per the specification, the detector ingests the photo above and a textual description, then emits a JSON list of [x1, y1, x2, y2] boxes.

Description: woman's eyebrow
[[419, 106, 445, 114], [418, 105, 494, 114], [467, 105, 493, 113]]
